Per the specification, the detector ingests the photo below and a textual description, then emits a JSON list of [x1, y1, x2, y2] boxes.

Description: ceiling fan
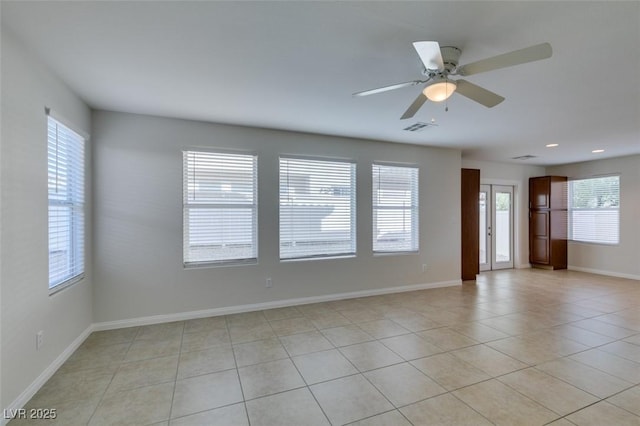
[[353, 41, 552, 119]]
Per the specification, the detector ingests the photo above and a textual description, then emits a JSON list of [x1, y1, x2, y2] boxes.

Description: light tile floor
[[9, 269, 640, 425]]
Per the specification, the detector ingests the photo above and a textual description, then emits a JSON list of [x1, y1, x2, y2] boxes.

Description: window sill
[[183, 259, 258, 269], [49, 274, 85, 296], [568, 240, 619, 247], [280, 254, 356, 263], [373, 250, 419, 257]]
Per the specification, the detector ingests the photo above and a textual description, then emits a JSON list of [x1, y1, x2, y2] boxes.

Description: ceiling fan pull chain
[[445, 79, 449, 112]]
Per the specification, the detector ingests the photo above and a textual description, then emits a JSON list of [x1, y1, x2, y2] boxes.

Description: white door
[[480, 185, 514, 271], [491, 185, 514, 270]]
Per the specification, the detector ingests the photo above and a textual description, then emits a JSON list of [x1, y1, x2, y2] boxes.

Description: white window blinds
[[280, 157, 356, 260], [48, 116, 85, 289], [372, 164, 419, 252], [183, 151, 257, 265], [568, 175, 620, 244]]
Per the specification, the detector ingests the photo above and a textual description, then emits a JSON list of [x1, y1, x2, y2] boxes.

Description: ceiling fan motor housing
[[423, 46, 462, 76], [440, 46, 461, 73]]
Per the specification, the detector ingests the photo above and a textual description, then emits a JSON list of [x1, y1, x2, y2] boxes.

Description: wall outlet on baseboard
[[265, 278, 272, 288], [36, 330, 44, 350]]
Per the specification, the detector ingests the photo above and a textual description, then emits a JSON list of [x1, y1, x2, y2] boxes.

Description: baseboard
[[2, 325, 94, 426], [94, 279, 462, 331], [516, 263, 532, 269], [568, 266, 640, 281]]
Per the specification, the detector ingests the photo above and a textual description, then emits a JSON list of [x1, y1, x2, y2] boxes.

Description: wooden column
[[461, 168, 480, 281]]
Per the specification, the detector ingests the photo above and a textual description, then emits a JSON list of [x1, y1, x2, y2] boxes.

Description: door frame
[[479, 184, 491, 272], [479, 179, 521, 271]]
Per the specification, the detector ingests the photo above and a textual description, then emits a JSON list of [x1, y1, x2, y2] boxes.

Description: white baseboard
[[94, 279, 462, 331], [568, 265, 640, 281], [516, 263, 532, 269], [2, 325, 94, 426]]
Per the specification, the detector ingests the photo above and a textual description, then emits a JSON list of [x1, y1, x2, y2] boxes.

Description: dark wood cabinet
[[529, 176, 567, 269], [530, 210, 549, 264]]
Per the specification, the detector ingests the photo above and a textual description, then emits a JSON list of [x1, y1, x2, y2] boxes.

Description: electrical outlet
[[422, 264, 427, 273], [265, 278, 272, 288], [36, 330, 44, 350]]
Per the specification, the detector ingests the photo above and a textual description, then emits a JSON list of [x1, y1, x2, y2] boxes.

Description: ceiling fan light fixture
[[423, 78, 457, 102]]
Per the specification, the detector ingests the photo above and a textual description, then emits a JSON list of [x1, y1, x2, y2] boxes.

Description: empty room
[[1, 1, 639, 425]]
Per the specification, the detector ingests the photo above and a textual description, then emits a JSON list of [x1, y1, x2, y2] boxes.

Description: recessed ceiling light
[[545, 144, 559, 147], [592, 149, 605, 153]]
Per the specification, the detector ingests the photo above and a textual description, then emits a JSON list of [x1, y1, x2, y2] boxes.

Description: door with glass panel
[[480, 184, 514, 271]]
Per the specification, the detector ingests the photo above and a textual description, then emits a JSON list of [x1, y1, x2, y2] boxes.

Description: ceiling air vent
[[511, 154, 537, 160], [403, 122, 438, 132]]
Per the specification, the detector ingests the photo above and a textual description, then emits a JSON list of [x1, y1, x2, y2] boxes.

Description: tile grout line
[[226, 315, 252, 426], [84, 327, 141, 425], [278, 334, 335, 426], [166, 321, 186, 423]]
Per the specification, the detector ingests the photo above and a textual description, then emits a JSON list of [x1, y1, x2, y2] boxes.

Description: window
[[568, 175, 620, 244], [372, 164, 419, 252], [183, 151, 257, 265], [279, 157, 356, 260], [48, 116, 85, 290]]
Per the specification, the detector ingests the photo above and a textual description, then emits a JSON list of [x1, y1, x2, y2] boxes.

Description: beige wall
[[92, 111, 463, 323], [1, 30, 93, 411], [547, 155, 640, 279]]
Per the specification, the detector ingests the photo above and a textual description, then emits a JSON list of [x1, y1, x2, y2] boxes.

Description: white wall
[[462, 159, 545, 268], [1, 29, 93, 411], [92, 111, 462, 323], [547, 155, 640, 279]]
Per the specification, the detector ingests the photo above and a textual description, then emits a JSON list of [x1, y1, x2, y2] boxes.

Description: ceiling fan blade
[[400, 92, 428, 119], [353, 80, 424, 97], [413, 41, 444, 71], [455, 79, 505, 108], [457, 43, 552, 76]]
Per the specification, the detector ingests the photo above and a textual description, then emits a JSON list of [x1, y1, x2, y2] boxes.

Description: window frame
[[567, 174, 620, 245], [279, 155, 357, 261], [372, 162, 420, 254], [47, 114, 86, 293], [182, 149, 258, 267]]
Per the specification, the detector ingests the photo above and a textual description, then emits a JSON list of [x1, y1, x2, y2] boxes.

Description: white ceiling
[[2, 1, 639, 166]]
